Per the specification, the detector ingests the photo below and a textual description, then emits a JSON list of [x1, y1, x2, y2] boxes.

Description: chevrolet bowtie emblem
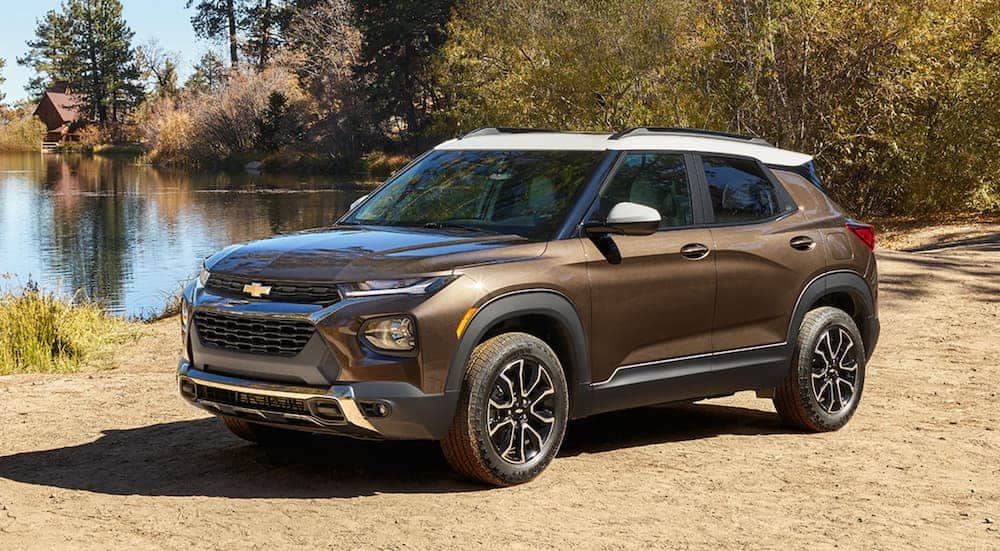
[[242, 282, 272, 298]]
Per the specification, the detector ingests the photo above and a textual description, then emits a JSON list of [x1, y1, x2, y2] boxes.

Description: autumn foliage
[[435, 0, 1000, 215]]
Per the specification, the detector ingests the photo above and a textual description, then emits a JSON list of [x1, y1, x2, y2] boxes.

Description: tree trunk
[[84, 10, 106, 124], [227, 0, 239, 69], [259, 0, 272, 70]]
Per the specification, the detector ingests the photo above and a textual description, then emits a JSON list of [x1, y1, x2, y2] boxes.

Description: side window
[[596, 153, 693, 229], [702, 155, 783, 224]]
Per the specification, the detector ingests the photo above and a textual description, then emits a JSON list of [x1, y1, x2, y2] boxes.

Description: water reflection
[[0, 153, 371, 317]]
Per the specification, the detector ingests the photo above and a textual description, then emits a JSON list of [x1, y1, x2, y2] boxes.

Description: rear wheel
[[774, 306, 866, 431], [220, 416, 303, 445], [441, 332, 569, 486]]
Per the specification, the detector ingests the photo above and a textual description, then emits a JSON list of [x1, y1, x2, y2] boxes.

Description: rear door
[[696, 154, 825, 351], [583, 152, 716, 384]]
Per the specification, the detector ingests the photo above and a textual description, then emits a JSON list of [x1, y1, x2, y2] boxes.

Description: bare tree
[[136, 39, 181, 98], [280, 0, 365, 156], [282, 0, 359, 87]]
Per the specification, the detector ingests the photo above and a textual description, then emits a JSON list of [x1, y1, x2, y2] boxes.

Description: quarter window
[[702, 155, 783, 224], [596, 153, 693, 229]]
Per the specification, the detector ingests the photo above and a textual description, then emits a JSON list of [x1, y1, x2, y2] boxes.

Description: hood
[[205, 225, 545, 281]]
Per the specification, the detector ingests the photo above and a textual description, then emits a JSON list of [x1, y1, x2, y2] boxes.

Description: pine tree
[[20, 0, 142, 124], [187, 0, 243, 69], [350, 0, 456, 143], [185, 51, 228, 94], [67, 0, 143, 123], [18, 9, 79, 98], [243, 0, 283, 69]]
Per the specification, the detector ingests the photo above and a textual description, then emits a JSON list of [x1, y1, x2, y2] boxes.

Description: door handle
[[680, 243, 711, 260], [790, 235, 816, 251]]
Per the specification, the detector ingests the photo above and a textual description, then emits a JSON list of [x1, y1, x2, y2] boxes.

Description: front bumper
[[177, 360, 456, 440]]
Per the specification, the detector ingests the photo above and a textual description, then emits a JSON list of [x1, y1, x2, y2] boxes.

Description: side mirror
[[349, 194, 369, 212], [586, 202, 661, 237]]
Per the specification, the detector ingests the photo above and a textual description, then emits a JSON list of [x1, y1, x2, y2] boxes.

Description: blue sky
[[0, 0, 218, 104]]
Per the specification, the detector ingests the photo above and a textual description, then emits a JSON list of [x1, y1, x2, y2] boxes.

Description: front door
[[584, 152, 716, 385]]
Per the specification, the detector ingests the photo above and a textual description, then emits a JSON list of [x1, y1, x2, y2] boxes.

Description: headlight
[[339, 276, 452, 298], [180, 293, 193, 361], [181, 296, 192, 328], [198, 265, 211, 287], [361, 316, 416, 352]]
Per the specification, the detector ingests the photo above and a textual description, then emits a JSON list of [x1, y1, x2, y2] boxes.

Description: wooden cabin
[[33, 84, 86, 143]]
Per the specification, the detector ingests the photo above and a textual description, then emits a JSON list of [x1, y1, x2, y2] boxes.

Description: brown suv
[[177, 128, 879, 486]]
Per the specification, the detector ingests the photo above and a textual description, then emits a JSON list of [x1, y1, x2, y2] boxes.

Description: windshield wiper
[[423, 221, 498, 234]]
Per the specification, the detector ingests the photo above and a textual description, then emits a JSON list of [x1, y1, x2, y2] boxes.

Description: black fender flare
[[445, 290, 591, 417], [787, 270, 877, 357]]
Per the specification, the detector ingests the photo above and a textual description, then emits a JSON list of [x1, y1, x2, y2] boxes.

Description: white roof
[[435, 131, 813, 166]]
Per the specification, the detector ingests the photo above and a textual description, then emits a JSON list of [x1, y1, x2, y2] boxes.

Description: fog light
[[179, 379, 196, 400], [360, 401, 391, 418], [361, 316, 416, 352]]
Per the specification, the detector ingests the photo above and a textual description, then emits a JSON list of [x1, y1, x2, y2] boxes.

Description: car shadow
[[902, 232, 1000, 253], [561, 402, 792, 456], [0, 403, 792, 498]]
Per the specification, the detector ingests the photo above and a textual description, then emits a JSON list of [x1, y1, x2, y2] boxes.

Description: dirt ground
[[1, 225, 998, 550]]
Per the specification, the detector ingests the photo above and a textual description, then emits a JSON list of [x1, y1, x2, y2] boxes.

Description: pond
[[0, 153, 372, 318]]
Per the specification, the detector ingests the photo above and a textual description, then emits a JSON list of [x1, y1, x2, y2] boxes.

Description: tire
[[220, 415, 303, 445], [441, 332, 569, 486], [774, 306, 866, 431]]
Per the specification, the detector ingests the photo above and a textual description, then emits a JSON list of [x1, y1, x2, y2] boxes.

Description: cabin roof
[[35, 91, 83, 124]]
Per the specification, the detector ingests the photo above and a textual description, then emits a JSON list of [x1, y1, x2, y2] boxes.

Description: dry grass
[[0, 285, 139, 375]]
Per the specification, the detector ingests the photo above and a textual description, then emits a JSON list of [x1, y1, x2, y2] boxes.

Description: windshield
[[344, 150, 605, 240]]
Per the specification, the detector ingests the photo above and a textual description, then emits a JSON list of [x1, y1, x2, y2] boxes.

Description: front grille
[[196, 385, 311, 416], [206, 273, 341, 304], [194, 311, 314, 357]]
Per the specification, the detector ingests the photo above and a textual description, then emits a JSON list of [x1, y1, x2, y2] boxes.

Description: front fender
[[444, 290, 591, 418]]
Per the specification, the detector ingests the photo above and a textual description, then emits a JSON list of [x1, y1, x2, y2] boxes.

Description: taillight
[[846, 219, 875, 250]]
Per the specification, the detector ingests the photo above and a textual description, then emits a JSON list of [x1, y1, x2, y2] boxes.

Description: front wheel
[[441, 332, 569, 486], [774, 306, 867, 431]]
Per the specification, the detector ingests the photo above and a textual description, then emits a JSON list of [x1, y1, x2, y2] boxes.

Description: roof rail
[[459, 127, 562, 139], [608, 127, 772, 146]]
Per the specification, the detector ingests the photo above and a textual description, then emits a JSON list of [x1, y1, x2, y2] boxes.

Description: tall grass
[[0, 284, 138, 375]]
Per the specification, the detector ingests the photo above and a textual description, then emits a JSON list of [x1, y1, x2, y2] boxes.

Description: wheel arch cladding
[[445, 291, 590, 418], [791, 271, 877, 358]]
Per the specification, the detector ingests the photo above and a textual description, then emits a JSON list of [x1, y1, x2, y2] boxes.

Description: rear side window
[[702, 155, 782, 224], [596, 153, 693, 229]]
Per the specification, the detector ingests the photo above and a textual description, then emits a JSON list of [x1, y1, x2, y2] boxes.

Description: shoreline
[[15, 145, 413, 179]]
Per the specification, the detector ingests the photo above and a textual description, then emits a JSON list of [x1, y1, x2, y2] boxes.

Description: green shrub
[[0, 284, 138, 374], [91, 143, 145, 156]]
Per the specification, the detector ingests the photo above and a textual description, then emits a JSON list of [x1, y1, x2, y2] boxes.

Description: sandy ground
[[1, 227, 998, 550]]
